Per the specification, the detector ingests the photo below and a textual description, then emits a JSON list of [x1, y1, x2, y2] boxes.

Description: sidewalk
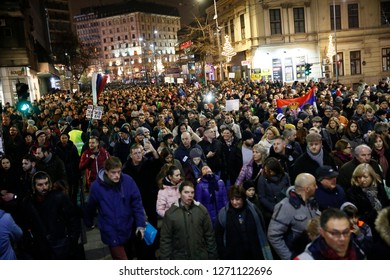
[[84, 226, 112, 260]]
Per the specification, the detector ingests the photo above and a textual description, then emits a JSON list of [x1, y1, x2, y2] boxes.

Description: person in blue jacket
[[0, 209, 22, 260], [84, 156, 146, 260]]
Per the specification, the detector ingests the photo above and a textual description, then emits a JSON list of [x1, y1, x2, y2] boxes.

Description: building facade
[[204, 0, 390, 86], [74, 1, 181, 82]]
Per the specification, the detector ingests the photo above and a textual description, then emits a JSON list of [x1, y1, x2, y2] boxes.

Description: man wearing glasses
[[294, 208, 366, 260]]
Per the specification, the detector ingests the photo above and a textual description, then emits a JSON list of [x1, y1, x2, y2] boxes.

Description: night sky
[[68, 0, 209, 26]]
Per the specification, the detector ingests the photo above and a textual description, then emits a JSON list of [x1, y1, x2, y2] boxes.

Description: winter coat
[[371, 207, 390, 259], [0, 209, 22, 260], [22, 190, 81, 259], [257, 172, 290, 219], [160, 199, 218, 260], [337, 158, 382, 190], [315, 183, 347, 211], [195, 174, 228, 225], [291, 150, 336, 182], [235, 159, 262, 186], [156, 182, 180, 218], [85, 170, 146, 247], [122, 157, 163, 227], [215, 200, 273, 260], [267, 188, 320, 260], [79, 147, 110, 186], [198, 138, 223, 172], [295, 235, 366, 260], [55, 140, 81, 186]]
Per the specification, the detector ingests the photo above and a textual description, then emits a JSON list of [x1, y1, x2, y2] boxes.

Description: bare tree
[[181, 16, 219, 84]]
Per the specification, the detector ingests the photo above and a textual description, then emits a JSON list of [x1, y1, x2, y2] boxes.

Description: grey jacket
[[267, 188, 320, 260]]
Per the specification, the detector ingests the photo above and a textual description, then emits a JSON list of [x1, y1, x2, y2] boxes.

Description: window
[[348, 4, 359, 28], [240, 14, 245, 39], [330, 5, 341, 30], [270, 9, 282, 35], [230, 19, 234, 42], [350, 51, 361, 75], [293, 8, 305, 33], [333, 52, 344, 76], [382, 48, 390, 71], [381, 1, 390, 25]]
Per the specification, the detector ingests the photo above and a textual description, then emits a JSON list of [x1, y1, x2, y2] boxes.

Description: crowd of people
[[1, 78, 390, 260]]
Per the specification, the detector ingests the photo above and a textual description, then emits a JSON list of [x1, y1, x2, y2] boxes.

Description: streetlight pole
[[333, 0, 338, 81], [213, 0, 224, 82]]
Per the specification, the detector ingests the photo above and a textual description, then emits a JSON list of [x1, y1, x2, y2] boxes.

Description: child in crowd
[[341, 202, 373, 255], [243, 180, 262, 211]]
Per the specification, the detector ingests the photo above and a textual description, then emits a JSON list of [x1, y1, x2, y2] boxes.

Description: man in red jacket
[[79, 136, 110, 191]]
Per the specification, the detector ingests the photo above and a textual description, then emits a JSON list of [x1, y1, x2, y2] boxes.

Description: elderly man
[[337, 144, 382, 190], [315, 166, 347, 211], [267, 173, 320, 260]]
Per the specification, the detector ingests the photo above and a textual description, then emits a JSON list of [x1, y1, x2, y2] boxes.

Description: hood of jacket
[[375, 207, 390, 246], [96, 168, 122, 188]]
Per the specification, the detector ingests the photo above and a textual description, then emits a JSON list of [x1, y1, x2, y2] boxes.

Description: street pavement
[[84, 226, 112, 260]]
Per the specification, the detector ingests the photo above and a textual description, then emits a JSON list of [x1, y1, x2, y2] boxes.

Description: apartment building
[[204, 0, 390, 85], [74, 1, 180, 80]]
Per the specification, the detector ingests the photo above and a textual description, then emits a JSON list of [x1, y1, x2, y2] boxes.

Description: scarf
[[361, 186, 382, 211], [375, 148, 389, 177], [333, 150, 352, 163], [311, 236, 359, 260], [306, 146, 324, 167]]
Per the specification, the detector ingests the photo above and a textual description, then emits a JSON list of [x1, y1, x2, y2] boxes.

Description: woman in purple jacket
[[195, 166, 228, 226]]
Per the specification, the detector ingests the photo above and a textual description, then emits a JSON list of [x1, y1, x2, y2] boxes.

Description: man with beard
[[3, 125, 25, 167], [35, 146, 67, 185], [20, 154, 37, 196], [22, 171, 81, 259]]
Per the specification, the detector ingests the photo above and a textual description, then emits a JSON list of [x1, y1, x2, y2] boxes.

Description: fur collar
[[375, 207, 390, 246]]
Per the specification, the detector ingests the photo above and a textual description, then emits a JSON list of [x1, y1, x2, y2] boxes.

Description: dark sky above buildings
[[68, 0, 207, 26]]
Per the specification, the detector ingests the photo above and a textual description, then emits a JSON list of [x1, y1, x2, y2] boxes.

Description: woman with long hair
[[235, 143, 269, 186], [347, 163, 389, 230], [368, 132, 390, 184], [259, 126, 280, 152], [325, 117, 344, 149], [294, 118, 308, 152], [342, 119, 364, 152], [331, 139, 353, 169], [156, 165, 182, 218]]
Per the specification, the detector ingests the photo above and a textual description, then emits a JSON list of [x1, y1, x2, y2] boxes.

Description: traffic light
[[15, 82, 30, 114], [304, 63, 312, 76]]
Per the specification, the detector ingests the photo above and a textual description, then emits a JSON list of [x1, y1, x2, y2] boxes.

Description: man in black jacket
[[22, 171, 81, 259]]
